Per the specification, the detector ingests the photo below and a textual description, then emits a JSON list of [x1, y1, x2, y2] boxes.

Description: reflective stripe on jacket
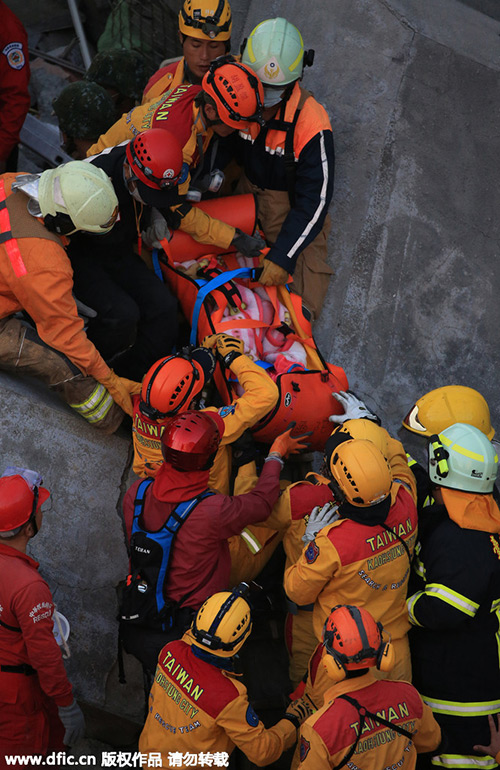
[[0, 174, 110, 380]]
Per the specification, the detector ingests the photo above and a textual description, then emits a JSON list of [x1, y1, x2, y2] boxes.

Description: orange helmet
[[322, 605, 394, 681], [325, 437, 392, 508], [202, 56, 264, 131], [140, 348, 216, 420]]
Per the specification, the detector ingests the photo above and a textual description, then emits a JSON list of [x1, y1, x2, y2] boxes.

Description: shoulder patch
[[3, 42, 25, 70], [300, 736, 311, 762], [245, 704, 259, 726], [305, 541, 320, 564], [218, 405, 236, 418]]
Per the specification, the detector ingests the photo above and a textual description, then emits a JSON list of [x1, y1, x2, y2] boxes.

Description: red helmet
[[323, 605, 385, 673], [0, 475, 50, 533], [140, 349, 215, 420], [125, 128, 184, 189], [161, 410, 225, 471], [202, 56, 264, 131]]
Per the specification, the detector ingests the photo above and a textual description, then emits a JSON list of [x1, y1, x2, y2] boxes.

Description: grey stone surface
[[0, 373, 136, 709]]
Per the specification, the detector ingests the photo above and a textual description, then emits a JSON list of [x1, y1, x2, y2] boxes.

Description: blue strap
[[155, 489, 214, 614], [132, 478, 154, 523], [151, 249, 164, 282], [190, 267, 257, 345], [254, 360, 273, 370]]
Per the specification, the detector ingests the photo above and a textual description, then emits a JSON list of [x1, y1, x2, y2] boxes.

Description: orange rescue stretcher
[[155, 194, 349, 451]]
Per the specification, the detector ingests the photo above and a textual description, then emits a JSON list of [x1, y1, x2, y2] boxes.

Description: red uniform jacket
[[0, 1, 30, 163], [122, 459, 281, 610], [0, 544, 73, 706]]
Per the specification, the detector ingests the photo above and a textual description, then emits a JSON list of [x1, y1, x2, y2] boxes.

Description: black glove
[[283, 696, 316, 728], [231, 228, 266, 258]]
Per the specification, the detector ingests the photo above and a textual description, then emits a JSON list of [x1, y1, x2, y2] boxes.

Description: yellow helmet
[[332, 419, 390, 459], [191, 585, 252, 658], [179, 0, 232, 41], [327, 438, 392, 508], [403, 385, 494, 440]]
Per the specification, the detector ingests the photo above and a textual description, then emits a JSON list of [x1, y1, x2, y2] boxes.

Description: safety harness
[[332, 693, 414, 770], [119, 478, 214, 632]]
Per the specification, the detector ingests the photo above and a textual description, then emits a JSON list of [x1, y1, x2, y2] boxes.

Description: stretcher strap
[[190, 267, 258, 345], [151, 248, 165, 283]]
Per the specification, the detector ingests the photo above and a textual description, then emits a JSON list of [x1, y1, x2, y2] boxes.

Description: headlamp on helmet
[[191, 583, 252, 658], [179, 0, 232, 41]]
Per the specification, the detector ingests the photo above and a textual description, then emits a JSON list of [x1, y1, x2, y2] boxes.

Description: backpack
[[119, 478, 214, 632]]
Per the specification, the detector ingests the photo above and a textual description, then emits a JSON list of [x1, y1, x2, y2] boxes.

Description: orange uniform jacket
[[132, 354, 279, 492], [87, 85, 234, 250], [297, 671, 441, 770], [0, 174, 110, 380], [284, 484, 418, 643], [139, 636, 296, 766], [142, 59, 184, 104]]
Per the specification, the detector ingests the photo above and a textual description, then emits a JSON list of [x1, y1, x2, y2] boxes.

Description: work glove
[[329, 390, 380, 425], [259, 258, 290, 286], [98, 369, 141, 417], [141, 208, 171, 249], [269, 422, 311, 459], [58, 699, 85, 747], [202, 333, 244, 367], [302, 502, 340, 544], [231, 228, 266, 258], [283, 696, 316, 728]]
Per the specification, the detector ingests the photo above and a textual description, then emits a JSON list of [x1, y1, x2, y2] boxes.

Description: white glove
[[141, 208, 171, 249], [302, 503, 340, 544], [329, 390, 379, 424], [58, 699, 85, 746]]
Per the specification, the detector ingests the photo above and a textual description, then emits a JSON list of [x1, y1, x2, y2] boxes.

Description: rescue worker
[[139, 585, 312, 765], [272, 412, 416, 688], [142, 0, 232, 103], [295, 605, 441, 769], [85, 49, 151, 116], [0, 161, 141, 432], [134, 333, 284, 584], [134, 333, 279, 490], [68, 128, 185, 381], [52, 80, 117, 160], [237, 18, 335, 319], [407, 423, 500, 769], [0, 1, 30, 173], [284, 432, 417, 683], [121, 411, 307, 673], [87, 58, 266, 257], [0, 469, 85, 758]]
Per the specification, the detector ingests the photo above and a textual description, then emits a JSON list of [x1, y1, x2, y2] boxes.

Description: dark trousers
[[69, 246, 178, 381]]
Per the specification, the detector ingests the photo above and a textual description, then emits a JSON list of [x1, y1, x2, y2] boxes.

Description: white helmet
[[38, 161, 118, 235], [428, 422, 498, 494]]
